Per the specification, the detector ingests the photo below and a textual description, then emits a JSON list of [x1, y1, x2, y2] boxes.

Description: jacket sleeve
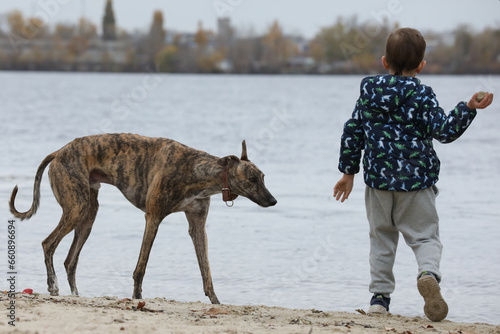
[[422, 87, 477, 144], [338, 101, 365, 175]]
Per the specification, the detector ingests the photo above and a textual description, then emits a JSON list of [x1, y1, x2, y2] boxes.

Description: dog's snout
[[268, 197, 277, 206]]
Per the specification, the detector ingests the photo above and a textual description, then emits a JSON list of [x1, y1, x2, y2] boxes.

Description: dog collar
[[222, 165, 238, 207]]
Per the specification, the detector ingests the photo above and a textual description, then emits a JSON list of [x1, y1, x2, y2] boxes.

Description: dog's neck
[[187, 159, 227, 198]]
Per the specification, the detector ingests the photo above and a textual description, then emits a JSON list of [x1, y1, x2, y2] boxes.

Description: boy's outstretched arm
[[333, 174, 354, 202], [426, 89, 493, 144]]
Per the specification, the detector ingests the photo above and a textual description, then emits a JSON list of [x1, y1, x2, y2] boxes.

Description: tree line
[[0, 3, 498, 74]]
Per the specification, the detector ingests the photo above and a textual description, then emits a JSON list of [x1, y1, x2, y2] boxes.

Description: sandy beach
[[1, 292, 499, 334]]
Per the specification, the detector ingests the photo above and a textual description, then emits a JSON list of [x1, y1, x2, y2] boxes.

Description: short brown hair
[[385, 28, 426, 75]]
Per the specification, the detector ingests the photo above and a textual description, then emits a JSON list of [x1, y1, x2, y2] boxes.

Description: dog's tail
[[9, 152, 57, 221]]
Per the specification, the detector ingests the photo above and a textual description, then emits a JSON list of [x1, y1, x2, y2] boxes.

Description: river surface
[[1, 72, 499, 324]]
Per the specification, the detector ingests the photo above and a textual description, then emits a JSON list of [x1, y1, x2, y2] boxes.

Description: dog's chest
[[174, 190, 213, 212]]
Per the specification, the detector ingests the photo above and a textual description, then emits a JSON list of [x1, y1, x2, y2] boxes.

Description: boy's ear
[[415, 60, 426, 74], [381, 56, 390, 70]]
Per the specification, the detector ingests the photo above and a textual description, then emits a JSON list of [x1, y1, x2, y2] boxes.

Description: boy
[[333, 28, 493, 321]]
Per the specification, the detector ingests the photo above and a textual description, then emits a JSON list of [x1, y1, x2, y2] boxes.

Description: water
[[1, 72, 499, 325]]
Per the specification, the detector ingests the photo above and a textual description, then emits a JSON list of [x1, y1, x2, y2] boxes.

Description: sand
[[1, 292, 499, 334]]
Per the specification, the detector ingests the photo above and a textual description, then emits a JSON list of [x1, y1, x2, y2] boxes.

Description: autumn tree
[[67, 36, 89, 58], [479, 27, 500, 72], [6, 10, 49, 57], [102, 0, 116, 41], [7, 10, 47, 40], [192, 21, 224, 72], [28, 17, 49, 38], [79, 17, 97, 40], [310, 18, 350, 63], [146, 10, 166, 64], [310, 16, 394, 73], [54, 23, 77, 39], [195, 21, 209, 48], [424, 32, 455, 73], [156, 45, 178, 72], [453, 25, 500, 74], [7, 10, 25, 36], [261, 20, 297, 72]]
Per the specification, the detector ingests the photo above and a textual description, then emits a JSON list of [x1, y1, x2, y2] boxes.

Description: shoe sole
[[367, 304, 388, 315], [417, 275, 448, 321]]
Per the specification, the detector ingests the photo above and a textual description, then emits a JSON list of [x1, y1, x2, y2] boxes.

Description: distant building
[[287, 35, 310, 54], [217, 17, 234, 44]]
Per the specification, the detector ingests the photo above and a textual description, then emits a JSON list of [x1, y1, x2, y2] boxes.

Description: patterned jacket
[[338, 75, 477, 191]]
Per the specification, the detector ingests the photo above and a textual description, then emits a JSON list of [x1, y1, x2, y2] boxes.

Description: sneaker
[[417, 272, 448, 321], [367, 294, 390, 315]]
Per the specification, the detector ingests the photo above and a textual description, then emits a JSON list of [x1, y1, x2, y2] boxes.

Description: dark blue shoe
[[367, 294, 390, 314]]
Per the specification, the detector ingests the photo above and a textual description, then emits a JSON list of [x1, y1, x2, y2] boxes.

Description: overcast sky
[[0, 0, 499, 38]]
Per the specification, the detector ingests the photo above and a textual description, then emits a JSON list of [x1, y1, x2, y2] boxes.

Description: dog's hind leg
[[64, 188, 99, 296], [43, 165, 92, 296], [42, 202, 91, 295], [185, 198, 220, 304]]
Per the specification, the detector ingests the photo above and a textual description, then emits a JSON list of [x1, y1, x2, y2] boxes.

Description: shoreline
[[2, 292, 499, 334]]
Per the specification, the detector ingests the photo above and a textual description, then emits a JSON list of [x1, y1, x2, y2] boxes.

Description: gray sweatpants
[[365, 186, 442, 296]]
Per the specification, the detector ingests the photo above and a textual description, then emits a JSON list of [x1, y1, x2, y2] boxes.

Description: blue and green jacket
[[338, 75, 477, 191]]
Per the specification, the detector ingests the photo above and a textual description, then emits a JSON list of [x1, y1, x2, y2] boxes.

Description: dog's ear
[[241, 140, 249, 161], [218, 155, 240, 167]]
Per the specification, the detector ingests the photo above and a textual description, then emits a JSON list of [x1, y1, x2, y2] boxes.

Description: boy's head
[[383, 28, 426, 76]]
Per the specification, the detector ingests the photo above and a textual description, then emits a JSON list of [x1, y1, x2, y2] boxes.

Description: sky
[[0, 0, 499, 38]]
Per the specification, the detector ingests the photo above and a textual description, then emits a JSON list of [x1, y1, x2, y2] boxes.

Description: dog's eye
[[249, 177, 258, 183]]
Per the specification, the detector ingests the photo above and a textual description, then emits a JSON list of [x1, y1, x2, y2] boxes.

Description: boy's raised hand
[[467, 92, 494, 110], [333, 174, 354, 203]]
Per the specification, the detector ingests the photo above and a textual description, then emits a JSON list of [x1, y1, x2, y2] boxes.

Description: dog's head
[[218, 141, 277, 208]]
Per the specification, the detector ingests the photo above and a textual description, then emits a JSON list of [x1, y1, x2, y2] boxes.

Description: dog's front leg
[[132, 214, 162, 299], [185, 198, 220, 304]]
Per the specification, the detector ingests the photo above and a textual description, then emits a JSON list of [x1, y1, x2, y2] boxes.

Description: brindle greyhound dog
[[9, 133, 277, 303]]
